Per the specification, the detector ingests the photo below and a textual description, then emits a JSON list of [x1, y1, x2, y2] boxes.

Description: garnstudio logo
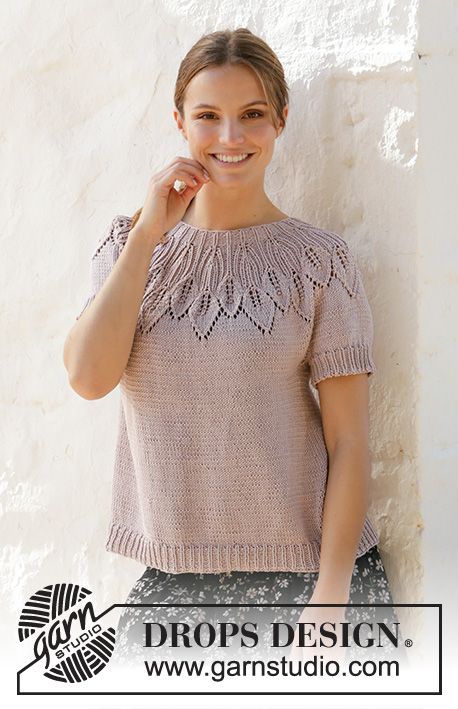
[[17, 582, 116, 683]]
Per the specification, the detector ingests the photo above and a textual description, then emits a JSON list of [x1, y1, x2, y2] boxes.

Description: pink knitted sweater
[[76, 214, 379, 574]]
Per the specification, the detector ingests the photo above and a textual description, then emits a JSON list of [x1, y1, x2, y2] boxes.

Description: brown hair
[[131, 27, 289, 229]]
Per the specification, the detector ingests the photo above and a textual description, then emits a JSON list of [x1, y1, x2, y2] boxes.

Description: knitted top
[[76, 214, 379, 574]]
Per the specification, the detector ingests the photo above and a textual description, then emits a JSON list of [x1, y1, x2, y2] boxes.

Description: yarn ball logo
[[17, 582, 116, 683]]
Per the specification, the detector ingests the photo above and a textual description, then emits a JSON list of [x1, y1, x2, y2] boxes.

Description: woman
[[64, 28, 405, 666]]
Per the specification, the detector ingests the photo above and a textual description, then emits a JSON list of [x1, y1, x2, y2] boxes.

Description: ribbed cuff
[[309, 343, 376, 389]]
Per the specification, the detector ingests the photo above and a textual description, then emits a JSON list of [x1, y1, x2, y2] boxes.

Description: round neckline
[[175, 216, 295, 236]]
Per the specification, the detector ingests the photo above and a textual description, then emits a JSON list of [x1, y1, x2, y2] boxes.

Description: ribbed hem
[[310, 344, 376, 389], [105, 520, 380, 574]]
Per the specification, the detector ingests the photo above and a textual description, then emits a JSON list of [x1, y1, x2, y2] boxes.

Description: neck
[[182, 188, 287, 231]]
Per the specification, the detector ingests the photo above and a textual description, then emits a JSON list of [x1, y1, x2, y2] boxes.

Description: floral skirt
[[112, 544, 406, 666]]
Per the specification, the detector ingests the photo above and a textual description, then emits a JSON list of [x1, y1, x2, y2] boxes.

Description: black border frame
[[17, 602, 441, 696]]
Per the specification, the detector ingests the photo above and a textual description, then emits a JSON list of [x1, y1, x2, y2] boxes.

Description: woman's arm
[[63, 224, 161, 400], [313, 372, 373, 599]]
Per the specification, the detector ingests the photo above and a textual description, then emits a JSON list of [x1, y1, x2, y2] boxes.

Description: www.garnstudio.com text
[[140, 655, 401, 681]]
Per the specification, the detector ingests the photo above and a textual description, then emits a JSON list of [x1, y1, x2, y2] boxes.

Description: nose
[[218, 120, 245, 145]]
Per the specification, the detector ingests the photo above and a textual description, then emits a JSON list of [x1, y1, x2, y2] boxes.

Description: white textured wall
[[417, 0, 458, 695], [2, 0, 457, 700]]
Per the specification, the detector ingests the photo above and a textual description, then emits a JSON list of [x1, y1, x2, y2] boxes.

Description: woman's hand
[[287, 587, 349, 664], [135, 156, 211, 241]]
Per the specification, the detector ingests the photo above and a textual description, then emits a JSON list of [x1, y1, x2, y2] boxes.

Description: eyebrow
[[191, 100, 268, 110]]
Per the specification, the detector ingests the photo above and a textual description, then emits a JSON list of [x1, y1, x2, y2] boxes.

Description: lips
[[210, 153, 254, 165]]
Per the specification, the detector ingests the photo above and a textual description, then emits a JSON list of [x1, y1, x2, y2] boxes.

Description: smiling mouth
[[210, 153, 255, 165]]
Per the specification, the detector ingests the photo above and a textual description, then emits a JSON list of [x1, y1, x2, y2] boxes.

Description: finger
[[169, 168, 204, 189], [155, 164, 207, 194], [174, 178, 198, 195], [171, 157, 210, 181]]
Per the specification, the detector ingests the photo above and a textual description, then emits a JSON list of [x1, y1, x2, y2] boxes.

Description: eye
[[196, 110, 264, 120]]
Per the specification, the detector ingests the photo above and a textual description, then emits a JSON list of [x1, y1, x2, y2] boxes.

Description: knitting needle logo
[[17, 582, 116, 683]]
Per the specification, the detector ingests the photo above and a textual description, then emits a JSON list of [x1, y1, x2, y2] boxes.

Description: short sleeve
[[75, 215, 131, 320], [306, 240, 377, 390]]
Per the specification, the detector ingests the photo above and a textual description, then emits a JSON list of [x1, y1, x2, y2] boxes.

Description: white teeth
[[213, 153, 250, 163]]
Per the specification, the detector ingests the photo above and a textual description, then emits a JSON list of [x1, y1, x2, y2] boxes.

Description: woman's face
[[176, 63, 287, 188]]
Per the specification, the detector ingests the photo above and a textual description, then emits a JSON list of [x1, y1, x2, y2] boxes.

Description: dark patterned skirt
[[112, 544, 406, 666]]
